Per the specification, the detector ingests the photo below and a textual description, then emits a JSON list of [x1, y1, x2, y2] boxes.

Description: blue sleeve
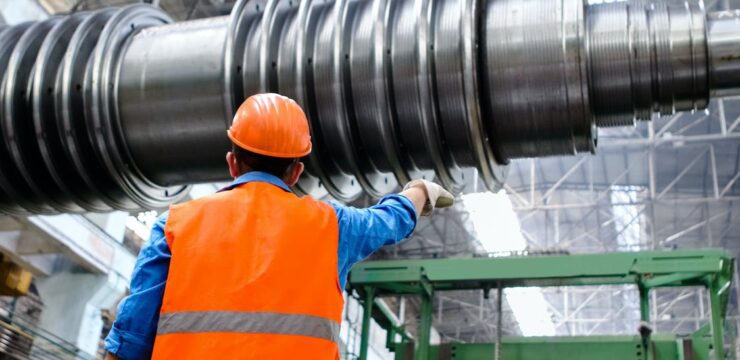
[[105, 213, 170, 360], [330, 194, 417, 290]]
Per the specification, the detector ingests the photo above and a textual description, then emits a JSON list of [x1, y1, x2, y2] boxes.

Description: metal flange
[[85, 5, 189, 210]]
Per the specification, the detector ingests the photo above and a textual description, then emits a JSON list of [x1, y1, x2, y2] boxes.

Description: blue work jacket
[[105, 171, 417, 359]]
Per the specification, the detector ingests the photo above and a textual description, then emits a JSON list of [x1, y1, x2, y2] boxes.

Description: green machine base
[[393, 334, 714, 360], [349, 249, 735, 360]]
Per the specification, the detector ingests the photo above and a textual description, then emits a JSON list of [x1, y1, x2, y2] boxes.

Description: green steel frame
[[348, 249, 735, 360]]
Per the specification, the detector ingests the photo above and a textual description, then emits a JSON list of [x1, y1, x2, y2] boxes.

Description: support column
[[639, 285, 650, 322], [359, 287, 375, 360], [638, 285, 652, 360], [709, 283, 725, 359], [495, 286, 503, 360], [416, 291, 433, 360]]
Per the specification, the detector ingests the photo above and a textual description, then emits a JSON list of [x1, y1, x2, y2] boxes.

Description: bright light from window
[[609, 186, 643, 251], [460, 191, 526, 253], [126, 210, 158, 241], [462, 190, 556, 336], [505, 288, 557, 336]]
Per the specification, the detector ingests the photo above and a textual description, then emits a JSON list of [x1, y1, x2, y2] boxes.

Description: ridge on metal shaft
[[0, 0, 738, 214]]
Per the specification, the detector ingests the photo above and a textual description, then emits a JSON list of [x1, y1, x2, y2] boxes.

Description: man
[[104, 93, 453, 359]]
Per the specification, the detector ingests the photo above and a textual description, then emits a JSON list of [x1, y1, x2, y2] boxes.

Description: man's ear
[[284, 161, 304, 187], [226, 151, 239, 179]]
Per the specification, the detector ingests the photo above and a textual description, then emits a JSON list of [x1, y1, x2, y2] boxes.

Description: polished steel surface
[[0, 22, 40, 215], [59, 9, 135, 211], [118, 16, 232, 187], [587, 0, 708, 126], [0, 0, 739, 213], [0, 5, 189, 214], [483, 0, 593, 160], [33, 13, 100, 212], [87, 6, 190, 210], [3, 19, 62, 214], [708, 10, 740, 96]]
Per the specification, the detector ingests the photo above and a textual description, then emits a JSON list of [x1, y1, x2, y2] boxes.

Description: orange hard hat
[[227, 93, 312, 158]]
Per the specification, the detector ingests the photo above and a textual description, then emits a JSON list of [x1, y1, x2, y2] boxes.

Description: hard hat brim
[[228, 130, 312, 158]]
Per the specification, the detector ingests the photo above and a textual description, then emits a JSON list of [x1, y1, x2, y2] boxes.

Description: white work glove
[[403, 179, 455, 216]]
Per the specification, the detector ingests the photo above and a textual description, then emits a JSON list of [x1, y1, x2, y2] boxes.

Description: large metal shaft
[[0, 0, 739, 214]]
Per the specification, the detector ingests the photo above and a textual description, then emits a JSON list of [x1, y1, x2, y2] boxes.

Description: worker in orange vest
[[104, 93, 454, 359]]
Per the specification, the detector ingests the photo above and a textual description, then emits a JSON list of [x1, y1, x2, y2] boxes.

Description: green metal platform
[[349, 249, 735, 360], [395, 335, 712, 360], [390, 334, 713, 360]]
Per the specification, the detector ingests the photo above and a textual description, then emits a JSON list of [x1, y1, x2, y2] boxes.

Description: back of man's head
[[231, 144, 297, 178]]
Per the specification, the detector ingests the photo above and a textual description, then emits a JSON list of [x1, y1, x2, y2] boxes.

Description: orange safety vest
[[151, 181, 343, 359]]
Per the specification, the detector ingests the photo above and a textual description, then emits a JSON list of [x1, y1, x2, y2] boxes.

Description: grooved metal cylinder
[[587, 0, 708, 127], [708, 10, 740, 96], [117, 16, 232, 187], [0, 0, 738, 214]]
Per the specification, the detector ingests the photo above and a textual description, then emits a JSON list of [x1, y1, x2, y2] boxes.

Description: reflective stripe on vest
[[157, 311, 340, 343]]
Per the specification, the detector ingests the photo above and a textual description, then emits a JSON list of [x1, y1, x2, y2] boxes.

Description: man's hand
[[402, 179, 455, 216], [105, 354, 119, 360]]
